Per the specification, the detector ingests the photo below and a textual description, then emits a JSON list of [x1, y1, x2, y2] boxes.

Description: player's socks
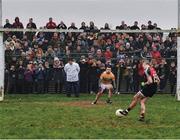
[[91, 99, 97, 105], [91, 100, 97, 105], [91, 101, 96, 104], [127, 108, 131, 112], [139, 113, 145, 121]]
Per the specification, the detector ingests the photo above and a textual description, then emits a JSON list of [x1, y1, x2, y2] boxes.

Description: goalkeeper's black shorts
[[141, 83, 158, 97]]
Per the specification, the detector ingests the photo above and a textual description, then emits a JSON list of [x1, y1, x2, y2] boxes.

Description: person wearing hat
[[52, 57, 65, 94]]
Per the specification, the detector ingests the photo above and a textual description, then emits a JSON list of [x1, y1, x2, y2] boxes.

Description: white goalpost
[[176, 0, 180, 101], [0, 0, 4, 101]]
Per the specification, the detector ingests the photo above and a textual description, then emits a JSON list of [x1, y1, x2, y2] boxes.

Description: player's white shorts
[[99, 83, 113, 92]]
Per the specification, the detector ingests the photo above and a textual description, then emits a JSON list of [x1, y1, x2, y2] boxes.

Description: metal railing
[[0, 28, 179, 33]]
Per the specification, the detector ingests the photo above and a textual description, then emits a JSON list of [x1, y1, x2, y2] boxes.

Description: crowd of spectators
[[3, 17, 178, 95]]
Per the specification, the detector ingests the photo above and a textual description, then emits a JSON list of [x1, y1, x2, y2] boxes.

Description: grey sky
[[2, 0, 178, 29]]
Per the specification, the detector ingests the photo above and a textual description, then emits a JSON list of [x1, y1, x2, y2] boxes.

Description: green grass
[[0, 94, 180, 139]]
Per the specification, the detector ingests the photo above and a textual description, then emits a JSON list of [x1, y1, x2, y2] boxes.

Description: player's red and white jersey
[[144, 66, 159, 83]]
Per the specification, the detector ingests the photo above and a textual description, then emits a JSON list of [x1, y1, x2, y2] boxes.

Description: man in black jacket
[[8, 65, 17, 94], [3, 19, 12, 41], [79, 58, 88, 93], [44, 61, 52, 93]]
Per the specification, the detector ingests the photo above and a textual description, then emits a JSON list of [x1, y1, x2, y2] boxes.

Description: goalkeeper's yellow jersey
[[100, 72, 115, 84]]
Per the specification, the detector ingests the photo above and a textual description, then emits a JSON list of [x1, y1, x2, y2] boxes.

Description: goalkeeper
[[92, 67, 116, 104]]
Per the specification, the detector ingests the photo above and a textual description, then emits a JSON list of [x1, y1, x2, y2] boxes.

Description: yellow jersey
[[100, 71, 115, 84]]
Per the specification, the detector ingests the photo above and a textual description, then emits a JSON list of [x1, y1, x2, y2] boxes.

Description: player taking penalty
[[92, 67, 116, 104], [118, 60, 160, 121]]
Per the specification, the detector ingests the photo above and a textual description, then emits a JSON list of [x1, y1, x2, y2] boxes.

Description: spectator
[[45, 46, 55, 66], [68, 22, 78, 29], [104, 38, 114, 52], [138, 59, 145, 87], [16, 61, 25, 94], [46, 17, 57, 40], [97, 62, 106, 77], [169, 28, 177, 38], [153, 23, 161, 30], [4, 19, 12, 28], [104, 47, 113, 60], [130, 21, 140, 30], [34, 52, 44, 64], [79, 58, 88, 93], [88, 21, 98, 32], [72, 45, 86, 60], [3, 19, 12, 41], [169, 61, 177, 95], [101, 23, 110, 30], [147, 20, 154, 30], [44, 61, 52, 93], [150, 45, 161, 63], [158, 59, 168, 92], [164, 36, 172, 48], [116, 59, 125, 93], [5, 42, 13, 66], [79, 22, 88, 31], [130, 21, 140, 37], [141, 46, 152, 58], [12, 17, 24, 39], [49, 32, 60, 47], [116, 21, 126, 30], [46, 17, 57, 29], [53, 45, 62, 59], [141, 24, 147, 30], [124, 42, 134, 57], [64, 57, 80, 97], [96, 49, 105, 63], [35, 62, 45, 93], [57, 21, 67, 29], [52, 57, 65, 93], [123, 59, 133, 92], [169, 47, 177, 58], [7, 65, 17, 94], [26, 18, 37, 41], [24, 64, 34, 93], [87, 60, 98, 94], [33, 61, 39, 93], [132, 59, 140, 92], [37, 31, 49, 51], [4, 65, 9, 93]]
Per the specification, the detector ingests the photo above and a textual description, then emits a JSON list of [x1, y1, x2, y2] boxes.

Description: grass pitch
[[0, 94, 180, 139]]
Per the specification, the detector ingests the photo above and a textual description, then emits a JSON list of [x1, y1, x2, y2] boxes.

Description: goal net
[[0, 28, 179, 101]]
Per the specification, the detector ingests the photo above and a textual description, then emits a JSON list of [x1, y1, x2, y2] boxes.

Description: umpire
[[64, 58, 80, 97]]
